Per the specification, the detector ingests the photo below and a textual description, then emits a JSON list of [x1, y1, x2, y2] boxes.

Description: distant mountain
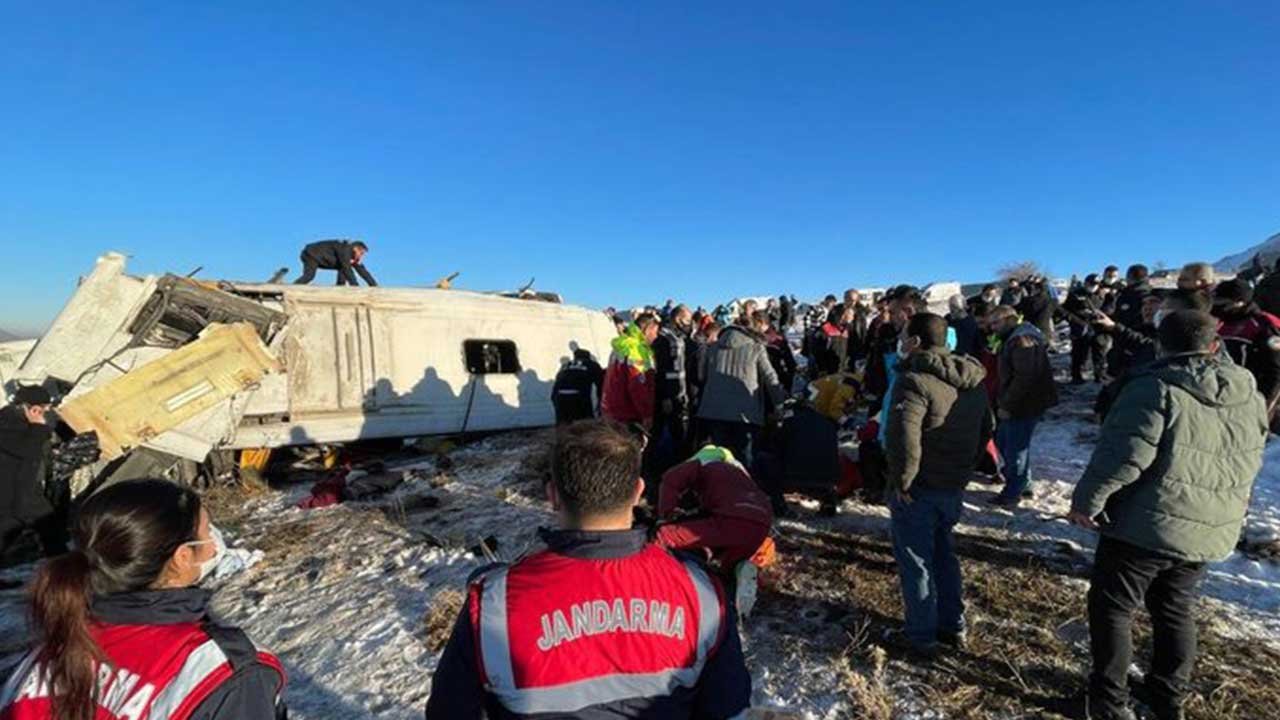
[[0, 329, 21, 342], [1215, 232, 1280, 273]]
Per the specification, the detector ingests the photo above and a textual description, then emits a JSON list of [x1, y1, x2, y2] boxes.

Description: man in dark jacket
[[884, 313, 993, 658], [947, 295, 982, 357], [551, 349, 604, 425], [966, 284, 1001, 319], [425, 420, 751, 720], [0, 385, 58, 563], [651, 306, 695, 471], [1212, 279, 1280, 427], [1000, 279, 1025, 308], [988, 306, 1059, 506], [841, 288, 871, 368], [1111, 263, 1152, 338], [294, 239, 378, 286], [1062, 275, 1108, 383], [1069, 310, 1267, 720], [1253, 259, 1280, 317], [1016, 277, 1057, 343]]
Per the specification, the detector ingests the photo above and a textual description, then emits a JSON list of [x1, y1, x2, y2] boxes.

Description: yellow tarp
[[60, 323, 282, 459]]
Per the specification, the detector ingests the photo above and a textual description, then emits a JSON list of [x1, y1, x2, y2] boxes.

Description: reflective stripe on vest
[[0, 652, 37, 709], [0, 639, 282, 720], [477, 557, 723, 714], [148, 639, 232, 719]]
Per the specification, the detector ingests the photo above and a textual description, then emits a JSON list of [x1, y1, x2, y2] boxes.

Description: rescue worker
[[551, 349, 604, 425], [600, 313, 660, 431], [1212, 279, 1280, 426], [424, 420, 751, 719], [656, 445, 773, 570], [294, 238, 378, 286], [0, 386, 60, 562], [0, 479, 287, 719], [652, 305, 695, 466]]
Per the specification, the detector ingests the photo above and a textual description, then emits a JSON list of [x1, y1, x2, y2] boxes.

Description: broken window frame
[[463, 340, 521, 375]]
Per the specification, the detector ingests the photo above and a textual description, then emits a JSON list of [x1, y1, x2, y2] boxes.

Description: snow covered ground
[[2, 367, 1280, 718]]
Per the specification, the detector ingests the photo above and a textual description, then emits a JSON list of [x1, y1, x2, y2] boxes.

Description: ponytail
[[29, 550, 100, 720], [24, 479, 202, 720]]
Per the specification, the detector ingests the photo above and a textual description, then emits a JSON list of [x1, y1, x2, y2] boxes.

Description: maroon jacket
[[658, 451, 773, 527]]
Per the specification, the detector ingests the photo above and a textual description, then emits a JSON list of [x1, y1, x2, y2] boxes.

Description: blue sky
[[1, 1, 1277, 335]]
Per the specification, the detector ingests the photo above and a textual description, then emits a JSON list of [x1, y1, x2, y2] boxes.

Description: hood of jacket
[[1139, 353, 1259, 409], [897, 349, 987, 390], [718, 325, 764, 349], [1005, 322, 1046, 345], [611, 324, 654, 370]]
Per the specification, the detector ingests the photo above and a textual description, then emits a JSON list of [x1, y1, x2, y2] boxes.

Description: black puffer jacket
[[885, 349, 994, 493]]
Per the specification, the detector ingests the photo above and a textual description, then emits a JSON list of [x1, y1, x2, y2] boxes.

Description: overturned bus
[[11, 253, 614, 485]]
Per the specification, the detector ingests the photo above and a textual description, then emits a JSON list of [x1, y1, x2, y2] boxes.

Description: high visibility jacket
[[601, 325, 656, 425], [1, 624, 284, 720], [424, 528, 751, 719]]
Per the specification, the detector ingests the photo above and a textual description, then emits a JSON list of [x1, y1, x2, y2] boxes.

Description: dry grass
[[764, 523, 1280, 720], [423, 589, 466, 651]]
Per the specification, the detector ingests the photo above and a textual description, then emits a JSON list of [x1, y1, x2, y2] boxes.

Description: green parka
[[1071, 353, 1268, 562]]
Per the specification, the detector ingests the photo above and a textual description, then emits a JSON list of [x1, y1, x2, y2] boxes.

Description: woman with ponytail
[[0, 479, 286, 720]]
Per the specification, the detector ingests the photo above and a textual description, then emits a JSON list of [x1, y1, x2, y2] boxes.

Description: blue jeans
[[996, 416, 1039, 500], [889, 487, 965, 648]]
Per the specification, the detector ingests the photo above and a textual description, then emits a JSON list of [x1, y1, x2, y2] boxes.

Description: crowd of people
[[3, 257, 1279, 720]]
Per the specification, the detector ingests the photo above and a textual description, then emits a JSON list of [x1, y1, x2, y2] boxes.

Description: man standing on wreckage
[[425, 420, 751, 720]]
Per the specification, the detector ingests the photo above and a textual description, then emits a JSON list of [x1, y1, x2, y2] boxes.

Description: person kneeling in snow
[[656, 445, 773, 570]]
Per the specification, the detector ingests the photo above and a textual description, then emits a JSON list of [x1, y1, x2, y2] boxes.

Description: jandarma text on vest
[[536, 598, 688, 651], [14, 661, 156, 720]]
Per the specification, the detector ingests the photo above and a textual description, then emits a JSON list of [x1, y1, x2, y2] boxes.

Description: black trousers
[[1070, 332, 1107, 381], [294, 251, 321, 284], [701, 420, 759, 467], [1088, 536, 1206, 719]]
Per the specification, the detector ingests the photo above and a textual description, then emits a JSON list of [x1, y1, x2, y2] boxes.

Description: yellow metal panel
[[59, 323, 282, 459]]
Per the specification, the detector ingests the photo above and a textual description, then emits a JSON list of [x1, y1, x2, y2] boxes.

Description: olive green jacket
[[1072, 354, 1268, 562]]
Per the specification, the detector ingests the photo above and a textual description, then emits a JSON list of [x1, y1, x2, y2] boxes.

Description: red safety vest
[[0, 622, 285, 720], [470, 543, 726, 716]]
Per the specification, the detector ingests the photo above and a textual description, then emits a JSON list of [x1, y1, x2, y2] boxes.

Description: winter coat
[[1112, 280, 1152, 331], [1061, 288, 1103, 338], [652, 326, 692, 412], [658, 446, 773, 526], [3, 588, 286, 720], [763, 328, 798, 394], [1216, 306, 1280, 418], [1072, 354, 1268, 562], [1255, 271, 1280, 318], [696, 326, 785, 427], [884, 349, 994, 494], [301, 239, 377, 286], [1017, 289, 1057, 341], [997, 323, 1059, 419], [774, 404, 841, 493], [600, 324, 656, 426], [948, 313, 981, 357], [0, 406, 54, 531], [551, 352, 604, 423]]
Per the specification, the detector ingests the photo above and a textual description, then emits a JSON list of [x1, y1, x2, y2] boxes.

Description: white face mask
[[1153, 309, 1168, 329], [185, 525, 226, 585]]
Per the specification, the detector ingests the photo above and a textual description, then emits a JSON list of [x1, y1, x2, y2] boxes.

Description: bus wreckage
[[8, 253, 615, 489]]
